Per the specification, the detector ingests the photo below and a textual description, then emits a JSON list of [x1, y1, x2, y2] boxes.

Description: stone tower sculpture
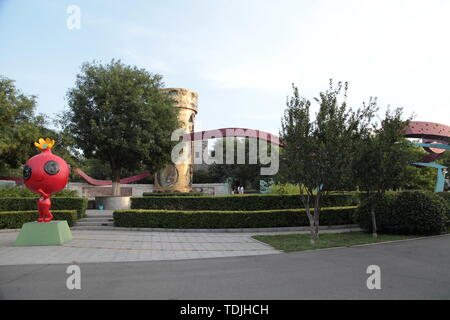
[[154, 88, 198, 193]]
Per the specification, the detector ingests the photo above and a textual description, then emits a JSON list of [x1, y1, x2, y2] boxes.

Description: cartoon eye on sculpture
[[23, 138, 70, 222]]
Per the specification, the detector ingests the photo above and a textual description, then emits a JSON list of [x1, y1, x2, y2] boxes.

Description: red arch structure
[[403, 121, 450, 192], [0, 169, 152, 186], [74, 168, 151, 186], [404, 121, 450, 163], [61, 128, 284, 186], [75, 123, 447, 186], [0, 176, 24, 185], [182, 128, 284, 147], [74, 128, 282, 186], [2, 123, 449, 186]]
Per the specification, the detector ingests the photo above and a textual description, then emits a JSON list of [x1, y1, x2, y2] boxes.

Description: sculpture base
[[95, 196, 131, 210], [14, 221, 72, 246]]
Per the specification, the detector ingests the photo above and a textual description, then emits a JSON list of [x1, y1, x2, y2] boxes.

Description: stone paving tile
[[0, 225, 362, 266], [0, 229, 279, 266]]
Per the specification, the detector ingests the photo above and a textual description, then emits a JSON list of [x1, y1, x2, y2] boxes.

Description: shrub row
[[436, 192, 450, 202], [0, 187, 78, 198], [0, 197, 88, 219], [0, 210, 78, 229], [131, 193, 359, 211], [142, 192, 206, 197], [437, 192, 450, 220], [114, 206, 357, 229], [356, 191, 448, 235]]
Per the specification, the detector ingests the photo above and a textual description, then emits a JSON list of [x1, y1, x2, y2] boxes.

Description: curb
[[276, 233, 450, 254], [70, 224, 362, 233]]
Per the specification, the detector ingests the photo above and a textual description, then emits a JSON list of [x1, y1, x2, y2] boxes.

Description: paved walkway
[[0, 229, 280, 265], [0, 225, 360, 266], [0, 209, 361, 266]]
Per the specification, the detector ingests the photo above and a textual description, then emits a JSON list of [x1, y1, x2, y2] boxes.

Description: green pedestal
[[14, 221, 72, 246]]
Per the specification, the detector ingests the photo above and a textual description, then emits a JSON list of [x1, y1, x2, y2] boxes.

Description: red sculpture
[[404, 121, 450, 163], [23, 138, 70, 222]]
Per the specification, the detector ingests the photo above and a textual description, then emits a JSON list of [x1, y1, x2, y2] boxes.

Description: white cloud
[[82, 0, 450, 128]]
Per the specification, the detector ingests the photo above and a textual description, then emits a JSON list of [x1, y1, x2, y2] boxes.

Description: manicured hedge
[[356, 191, 448, 235], [0, 197, 88, 219], [0, 210, 78, 229], [142, 192, 206, 197], [114, 206, 357, 229], [0, 187, 77, 198], [131, 193, 359, 211], [437, 192, 450, 220], [437, 192, 450, 202]]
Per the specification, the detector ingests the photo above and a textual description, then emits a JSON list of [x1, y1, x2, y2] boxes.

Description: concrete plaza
[[1, 234, 449, 299], [0, 210, 361, 266], [0, 229, 280, 266]]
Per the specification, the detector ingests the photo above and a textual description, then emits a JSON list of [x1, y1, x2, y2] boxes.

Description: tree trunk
[[313, 191, 321, 241], [112, 167, 121, 196], [371, 206, 378, 239], [313, 213, 319, 241], [307, 209, 315, 245], [300, 190, 315, 244]]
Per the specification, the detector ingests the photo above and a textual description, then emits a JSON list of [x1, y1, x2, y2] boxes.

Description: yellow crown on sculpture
[[34, 138, 55, 151]]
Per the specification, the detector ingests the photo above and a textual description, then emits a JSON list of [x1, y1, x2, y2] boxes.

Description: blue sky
[[1, 0, 449, 136]]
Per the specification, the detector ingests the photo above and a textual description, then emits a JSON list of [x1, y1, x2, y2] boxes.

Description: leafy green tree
[[192, 169, 217, 184], [353, 105, 416, 238], [208, 137, 272, 190], [437, 149, 450, 168], [437, 151, 450, 190], [0, 76, 80, 180], [268, 183, 306, 195], [0, 76, 44, 171], [401, 146, 439, 191], [279, 80, 374, 243], [38, 126, 82, 178], [78, 158, 111, 181], [61, 60, 179, 195]]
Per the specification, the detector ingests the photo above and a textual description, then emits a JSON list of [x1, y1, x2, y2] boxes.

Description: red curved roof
[[404, 121, 450, 164], [404, 121, 450, 143]]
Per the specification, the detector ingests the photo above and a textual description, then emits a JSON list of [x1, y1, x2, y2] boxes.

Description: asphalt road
[[1, 234, 449, 299]]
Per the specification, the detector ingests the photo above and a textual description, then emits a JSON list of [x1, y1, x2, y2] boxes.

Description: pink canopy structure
[[404, 121, 450, 143], [403, 121, 450, 192], [404, 121, 450, 163]]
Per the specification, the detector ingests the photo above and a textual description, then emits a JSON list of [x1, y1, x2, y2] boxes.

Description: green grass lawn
[[252, 232, 420, 252]]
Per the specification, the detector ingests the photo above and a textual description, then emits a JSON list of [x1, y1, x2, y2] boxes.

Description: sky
[[0, 0, 449, 136]]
